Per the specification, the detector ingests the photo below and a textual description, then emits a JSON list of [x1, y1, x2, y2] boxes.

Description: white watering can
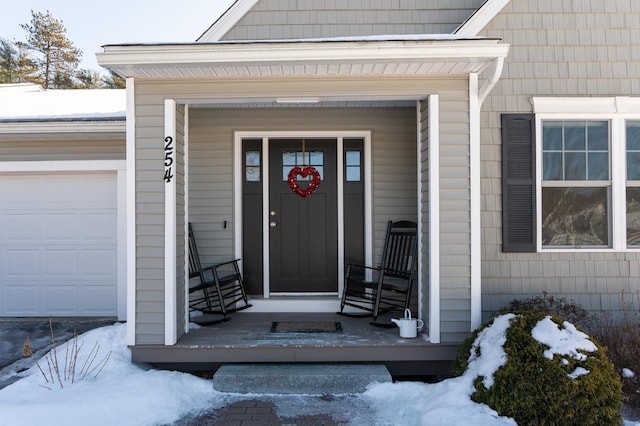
[[391, 309, 424, 338]]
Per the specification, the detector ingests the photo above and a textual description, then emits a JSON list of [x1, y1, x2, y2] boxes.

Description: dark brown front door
[[268, 139, 338, 293]]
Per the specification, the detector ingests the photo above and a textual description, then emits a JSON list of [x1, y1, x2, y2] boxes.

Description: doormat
[[270, 321, 343, 333]]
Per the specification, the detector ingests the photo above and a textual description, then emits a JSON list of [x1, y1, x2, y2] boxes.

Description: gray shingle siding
[[480, 0, 640, 321], [221, 0, 486, 40]]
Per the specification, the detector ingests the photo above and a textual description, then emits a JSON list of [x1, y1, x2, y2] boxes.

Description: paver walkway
[[173, 398, 343, 425]]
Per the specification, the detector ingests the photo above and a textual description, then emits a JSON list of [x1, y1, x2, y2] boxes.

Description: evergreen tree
[[20, 10, 82, 89], [100, 71, 126, 89], [0, 39, 38, 84], [75, 68, 103, 89], [0, 38, 18, 83], [15, 41, 39, 83]]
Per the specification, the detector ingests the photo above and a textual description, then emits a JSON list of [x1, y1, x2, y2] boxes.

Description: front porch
[[131, 312, 458, 376]]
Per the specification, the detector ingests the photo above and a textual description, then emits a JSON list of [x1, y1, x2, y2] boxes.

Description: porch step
[[211, 363, 392, 394]]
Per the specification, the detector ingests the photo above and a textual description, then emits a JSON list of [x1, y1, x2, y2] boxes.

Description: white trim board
[[427, 95, 441, 344], [164, 99, 178, 345], [197, 0, 259, 42], [125, 78, 136, 346], [455, 0, 511, 36], [469, 75, 482, 332]]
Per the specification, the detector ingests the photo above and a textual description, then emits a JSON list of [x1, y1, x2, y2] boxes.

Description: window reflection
[[542, 187, 608, 246], [245, 151, 260, 182]]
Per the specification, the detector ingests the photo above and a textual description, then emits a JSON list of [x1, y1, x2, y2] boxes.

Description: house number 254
[[164, 136, 174, 183]]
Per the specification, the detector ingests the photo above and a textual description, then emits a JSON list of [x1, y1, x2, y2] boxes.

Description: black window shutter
[[502, 114, 536, 252]]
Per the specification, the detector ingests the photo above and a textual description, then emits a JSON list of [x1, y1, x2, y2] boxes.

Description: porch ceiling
[[97, 38, 509, 80]]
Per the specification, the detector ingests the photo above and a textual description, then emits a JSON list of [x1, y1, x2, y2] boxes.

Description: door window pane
[[282, 151, 323, 181]]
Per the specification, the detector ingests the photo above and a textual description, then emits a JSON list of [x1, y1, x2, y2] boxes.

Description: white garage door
[[0, 173, 117, 317]]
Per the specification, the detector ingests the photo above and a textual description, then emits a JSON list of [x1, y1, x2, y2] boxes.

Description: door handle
[[270, 221, 277, 228]]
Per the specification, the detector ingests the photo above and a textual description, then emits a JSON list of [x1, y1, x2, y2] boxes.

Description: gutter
[[478, 56, 505, 106]]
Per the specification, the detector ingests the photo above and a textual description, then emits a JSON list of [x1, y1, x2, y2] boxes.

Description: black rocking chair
[[338, 220, 418, 326], [188, 222, 251, 325]]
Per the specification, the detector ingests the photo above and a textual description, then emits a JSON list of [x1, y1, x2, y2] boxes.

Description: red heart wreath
[[287, 166, 321, 198]]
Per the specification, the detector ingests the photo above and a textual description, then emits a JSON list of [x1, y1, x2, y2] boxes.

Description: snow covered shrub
[[454, 312, 624, 426]]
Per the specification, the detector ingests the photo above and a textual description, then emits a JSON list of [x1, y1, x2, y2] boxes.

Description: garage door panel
[[44, 286, 77, 313], [5, 286, 38, 315], [5, 215, 38, 241], [84, 249, 116, 276], [82, 285, 118, 313], [0, 172, 117, 317], [45, 250, 77, 275], [80, 213, 117, 242], [44, 214, 80, 241], [80, 176, 117, 207], [42, 176, 79, 206], [2, 178, 40, 207], [6, 250, 39, 276]]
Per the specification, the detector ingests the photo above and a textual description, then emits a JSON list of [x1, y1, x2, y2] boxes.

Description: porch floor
[[131, 312, 459, 376]]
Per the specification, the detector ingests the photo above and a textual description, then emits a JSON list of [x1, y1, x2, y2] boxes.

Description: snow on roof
[[0, 83, 44, 93], [0, 89, 126, 121]]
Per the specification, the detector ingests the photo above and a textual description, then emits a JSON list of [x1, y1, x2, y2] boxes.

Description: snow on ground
[[0, 317, 638, 426]]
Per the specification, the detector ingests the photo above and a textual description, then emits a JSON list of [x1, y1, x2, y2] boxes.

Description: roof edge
[[197, 0, 259, 42], [98, 38, 509, 68], [454, 0, 511, 36]]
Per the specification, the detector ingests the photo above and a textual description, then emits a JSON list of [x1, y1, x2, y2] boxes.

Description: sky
[[0, 314, 637, 426], [0, 0, 236, 72]]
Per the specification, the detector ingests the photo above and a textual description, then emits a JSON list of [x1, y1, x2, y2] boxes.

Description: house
[[94, 0, 640, 370], [0, 85, 127, 320]]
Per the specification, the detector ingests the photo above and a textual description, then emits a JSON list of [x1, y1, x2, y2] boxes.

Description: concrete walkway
[[173, 398, 345, 425]]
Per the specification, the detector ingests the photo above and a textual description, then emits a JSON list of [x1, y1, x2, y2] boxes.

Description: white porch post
[[183, 105, 190, 335], [469, 74, 482, 331], [125, 78, 137, 346], [428, 95, 441, 344], [164, 99, 177, 345]]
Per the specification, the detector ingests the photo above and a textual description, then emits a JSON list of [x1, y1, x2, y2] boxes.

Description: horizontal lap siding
[[176, 105, 186, 336], [480, 1, 640, 321], [221, 0, 485, 40], [189, 106, 418, 269], [134, 86, 166, 345], [133, 78, 470, 344], [438, 85, 472, 342], [0, 138, 125, 161]]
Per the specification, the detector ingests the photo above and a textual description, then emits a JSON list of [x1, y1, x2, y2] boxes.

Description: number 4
[[164, 168, 174, 183]]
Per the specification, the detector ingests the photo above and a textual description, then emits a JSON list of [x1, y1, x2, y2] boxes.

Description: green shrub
[[455, 311, 624, 425], [507, 292, 596, 333]]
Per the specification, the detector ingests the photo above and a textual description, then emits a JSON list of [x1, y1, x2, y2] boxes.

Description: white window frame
[[533, 97, 640, 252]]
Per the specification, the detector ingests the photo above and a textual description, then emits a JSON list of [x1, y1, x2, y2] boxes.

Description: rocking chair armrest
[[200, 258, 241, 272], [345, 263, 382, 273]]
